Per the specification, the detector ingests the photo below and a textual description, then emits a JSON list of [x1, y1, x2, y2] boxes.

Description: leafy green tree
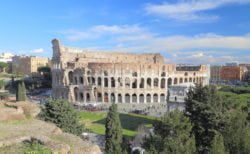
[[210, 132, 225, 154], [143, 110, 196, 154], [105, 103, 123, 154], [39, 99, 84, 136], [222, 110, 249, 154], [185, 84, 223, 153], [0, 62, 8, 72]]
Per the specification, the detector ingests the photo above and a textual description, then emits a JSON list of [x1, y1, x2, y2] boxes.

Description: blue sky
[[0, 0, 250, 64]]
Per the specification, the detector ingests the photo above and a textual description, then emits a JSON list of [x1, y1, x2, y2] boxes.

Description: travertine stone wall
[[51, 39, 210, 104]]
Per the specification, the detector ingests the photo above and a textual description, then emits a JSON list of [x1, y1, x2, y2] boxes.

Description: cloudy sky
[[0, 0, 250, 64]]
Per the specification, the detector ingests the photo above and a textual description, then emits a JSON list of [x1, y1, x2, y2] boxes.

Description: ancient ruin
[[51, 39, 210, 104]]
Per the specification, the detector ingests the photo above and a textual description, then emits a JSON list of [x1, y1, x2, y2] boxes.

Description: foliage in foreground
[[39, 99, 84, 136], [105, 103, 123, 154], [142, 110, 196, 154]]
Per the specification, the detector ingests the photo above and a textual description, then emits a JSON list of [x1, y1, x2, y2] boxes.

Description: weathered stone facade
[[51, 39, 210, 104]]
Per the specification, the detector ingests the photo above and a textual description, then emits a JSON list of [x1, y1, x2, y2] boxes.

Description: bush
[[39, 99, 84, 136]]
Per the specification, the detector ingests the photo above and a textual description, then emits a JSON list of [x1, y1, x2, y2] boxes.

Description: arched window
[[146, 94, 151, 103], [153, 94, 158, 102], [168, 78, 172, 86], [125, 94, 130, 103], [68, 71, 73, 84], [160, 94, 165, 103], [179, 78, 183, 83], [161, 72, 166, 77], [92, 77, 95, 85], [98, 77, 102, 86], [139, 94, 144, 103], [161, 78, 165, 88], [174, 78, 178, 84], [132, 79, 137, 89], [111, 77, 115, 87], [80, 92, 84, 101], [132, 72, 138, 77], [140, 78, 144, 88], [147, 78, 152, 87], [132, 94, 137, 103], [86, 93, 90, 102], [154, 78, 159, 88], [104, 93, 109, 103], [80, 76, 84, 84], [104, 78, 108, 87], [189, 77, 192, 82], [110, 93, 115, 103], [97, 93, 102, 102], [118, 94, 122, 103]]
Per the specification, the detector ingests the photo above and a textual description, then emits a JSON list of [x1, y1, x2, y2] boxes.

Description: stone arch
[[80, 76, 84, 84], [104, 78, 108, 87], [111, 77, 115, 87], [118, 77, 123, 87], [98, 77, 102, 86], [132, 94, 137, 103], [68, 71, 74, 84], [74, 87, 78, 101], [104, 92, 109, 103], [104, 70, 108, 76], [110, 93, 115, 103], [86, 93, 90, 102], [87, 77, 91, 85], [174, 78, 178, 84], [193, 78, 196, 83], [179, 78, 183, 84], [147, 78, 152, 87], [97, 93, 102, 102], [80, 92, 84, 101], [139, 78, 144, 88], [189, 77, 192, 82], [139, 94, 144, 103], [167, 78, 172, 86], [132, 72, 138, 77], [92, 77, 95, 85], [154, 78, 159, 88], [161, 78, 166, 88], [184, 78, 188, 83], [153, 94, 158, 102], [146, 94, 151, 103], [125, 78, 130, 88], [125, 93, 130, 103], [118, 94, 122, 103], [160, 94, 165, 103]]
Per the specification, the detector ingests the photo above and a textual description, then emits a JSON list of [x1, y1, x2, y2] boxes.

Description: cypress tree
[[105, 103, 122, 154], [21, 80, 26, 101], [16, 81, 21, 101]]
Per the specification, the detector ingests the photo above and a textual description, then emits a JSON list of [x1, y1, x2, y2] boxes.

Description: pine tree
[[39, 99, 84, 136], [143, 110, 196, 154], [105, 103, 123, 154], [16, 82, 21, 101], [210, 132, 225, 154], [185, 85, 223, 153]]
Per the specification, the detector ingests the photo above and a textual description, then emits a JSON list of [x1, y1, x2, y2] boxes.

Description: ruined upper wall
[[52, 39, 165, 67]]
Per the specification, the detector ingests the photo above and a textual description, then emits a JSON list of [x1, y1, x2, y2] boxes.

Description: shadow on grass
[[93, 113, 157, 132]]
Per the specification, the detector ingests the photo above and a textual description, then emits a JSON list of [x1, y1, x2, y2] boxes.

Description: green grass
[[79, 111, 157, 137]]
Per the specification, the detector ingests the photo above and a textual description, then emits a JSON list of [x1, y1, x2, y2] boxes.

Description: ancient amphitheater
[[51, 39, 210, 104]]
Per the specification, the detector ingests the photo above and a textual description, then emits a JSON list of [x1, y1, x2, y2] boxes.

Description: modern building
[[220, 66, 248, 82], [51, 39, 210, 104], [12, 55, 50, 75]]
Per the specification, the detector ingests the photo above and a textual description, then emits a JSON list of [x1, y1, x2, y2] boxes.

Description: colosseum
[[51, 39, 210, 104]]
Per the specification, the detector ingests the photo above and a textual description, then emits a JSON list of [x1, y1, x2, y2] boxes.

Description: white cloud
[[145, 0, 250, 21], [61, 25, 146, 41], [31, 48, 45, 53], [61, 24, 250, 64]]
